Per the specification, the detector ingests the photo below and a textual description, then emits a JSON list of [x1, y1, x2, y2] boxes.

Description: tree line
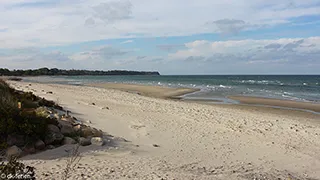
[[0, 68, 160, 76]]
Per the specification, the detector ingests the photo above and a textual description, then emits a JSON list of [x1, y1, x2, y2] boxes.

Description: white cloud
[[0, 0, 320, 48], [120, 40, 134, 44], [169, 37, 320, 66], [92, 1, 132, 23]]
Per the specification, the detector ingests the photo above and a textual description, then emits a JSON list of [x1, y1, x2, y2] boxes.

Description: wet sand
[[89, 83, 200, 99], [228, 95, 320, 113]]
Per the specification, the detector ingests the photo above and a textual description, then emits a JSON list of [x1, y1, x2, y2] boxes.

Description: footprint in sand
[[130, 124, 149, 137]]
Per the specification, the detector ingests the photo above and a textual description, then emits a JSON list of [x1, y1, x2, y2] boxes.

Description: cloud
[[0, 0, 320, 48], [120, 40, 134, 44], [156, 44, 184, 52], [264, 43, 282, 49], [71, 46, 129, 62], [84, 17, 95, 26], [92, 1, 132, 23], [207, 19, 247, 34], [169, 37, 320, 66]]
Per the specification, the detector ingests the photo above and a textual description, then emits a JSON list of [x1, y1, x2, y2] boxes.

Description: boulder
[[91, 137, 104, 146], [6, 146, 22, 158], [62, 137, 76, 145], [23, 144, 36, 154], [92, 128, 104, 137], [54, 113, 62, 120], [35, 140, 45, 150], [47, 124, 60, 133], [45, 124, 64, 145], [73, 124, 81, 132], [45, 132, 64, 145], [59, 121, 75, 135], [80, 126, 103, 138], [61, 116, 74, 123], [79, 137, 91, 146], [7, 134, 25, 147], [46, 145, 55, 150]]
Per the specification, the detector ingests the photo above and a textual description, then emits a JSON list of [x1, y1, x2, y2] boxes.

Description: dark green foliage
[[0, 156, 35, 180], [0, 67, 160, 76], [0, 79, 50, 150]]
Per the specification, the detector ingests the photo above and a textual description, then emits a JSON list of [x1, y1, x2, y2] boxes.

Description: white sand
[[8, 81, 320, 180]]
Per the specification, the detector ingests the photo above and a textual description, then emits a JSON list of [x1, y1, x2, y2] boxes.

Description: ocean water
[[24, 75, 320, 103]]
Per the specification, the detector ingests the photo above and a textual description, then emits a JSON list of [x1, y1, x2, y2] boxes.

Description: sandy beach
[[8, 81, 320, 179]]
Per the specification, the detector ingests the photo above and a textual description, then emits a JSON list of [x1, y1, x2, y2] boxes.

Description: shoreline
[[88, 82, 320, 115]]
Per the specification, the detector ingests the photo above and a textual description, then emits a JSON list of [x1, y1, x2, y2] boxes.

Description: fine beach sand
[[7, 81, 320, 179]]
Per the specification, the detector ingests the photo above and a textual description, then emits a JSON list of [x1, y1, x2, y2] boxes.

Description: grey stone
[[6, 146, 22, 158], [47, 124, 60, 133], [91, 137, 104, 146], [62, 137, 76, 145], [35, 140, 45, 150], [46, 145, 55, 149], [23, 144, 36, 154], [45, 125, 64, 145], [79, 137, 91, 146], [59, 121, 75, 135]]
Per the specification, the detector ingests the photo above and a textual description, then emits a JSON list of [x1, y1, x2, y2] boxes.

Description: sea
[[24, 75, 320, 104]]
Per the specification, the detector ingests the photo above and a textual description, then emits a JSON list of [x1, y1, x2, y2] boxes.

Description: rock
[[153, 144, 160, 147], [23, 144, 36, 154], [46, 145, 55, 150], [59, 121, 75, 135], [91, 137, 104, 146], [61, 116, 75, 123], [46, 114, 56, 119], [7, 134, 25, 147], [62, 137, 76, 145], [73, 124, 81, 132], [45, 124, 64, 145], [79, 137, 91, 146], [6, 146, 22, 158], [46, 91, 53, 94], [101, 107, 110, 110], [91, 103, 95, 105], [47, 124, 60, 133], [92, 128, 103, 137], [54, 113, 62, 120], [45, 132, 64, 145], [80, 126, 103, 138], [35, 140, 45, 150]]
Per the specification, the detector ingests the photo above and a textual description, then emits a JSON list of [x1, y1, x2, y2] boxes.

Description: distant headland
[[0, 68, 160, 76]]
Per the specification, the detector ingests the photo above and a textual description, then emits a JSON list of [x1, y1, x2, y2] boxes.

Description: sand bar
[[229, 95, 320, 113], [89, 83, 199, 99]]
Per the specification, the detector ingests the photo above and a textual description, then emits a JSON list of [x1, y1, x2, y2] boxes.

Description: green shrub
[[0, 80, 49, 149]]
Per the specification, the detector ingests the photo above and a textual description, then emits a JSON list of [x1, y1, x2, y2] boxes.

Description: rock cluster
[[4, 106, 106, 158]]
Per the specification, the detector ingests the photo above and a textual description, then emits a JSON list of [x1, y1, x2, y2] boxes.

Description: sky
[[0, 0, 320, 75]]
